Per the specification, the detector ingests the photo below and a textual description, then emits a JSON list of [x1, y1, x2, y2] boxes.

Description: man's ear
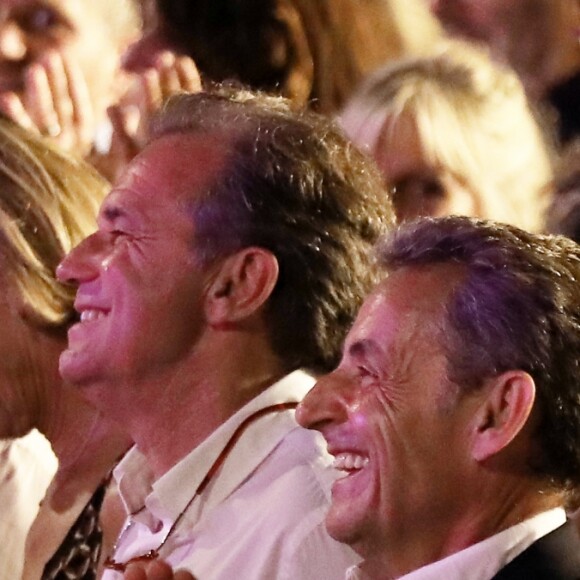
[[471, 370, 536, 462], [205, 247, 279, 326]]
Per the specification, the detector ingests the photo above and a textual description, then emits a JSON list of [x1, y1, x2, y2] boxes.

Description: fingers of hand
[[142, 68, 163, 114], [175, 570, 197, 580], [174, 56, 202, 93], [59, 53, 95, 145], [24, 62, 62, 137], [107, 103, 143, 166], [23, 52, 94, 151], [147, 560, 177, 580], [108, 103, 139, 141], [0, 91, 35, 131], [155, 52, 182, 97], [123, 562, 147, 580], [123, 50, 202, 149], [153, 51, 202, 99], [124, 560, 184, 580], [43, 52, 75, 123]]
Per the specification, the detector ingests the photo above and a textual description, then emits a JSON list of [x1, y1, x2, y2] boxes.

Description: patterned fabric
[[41, 481, 107, 580]]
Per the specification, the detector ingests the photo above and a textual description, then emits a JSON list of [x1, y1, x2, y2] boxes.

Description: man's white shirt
[[104, 370, 359, 579]]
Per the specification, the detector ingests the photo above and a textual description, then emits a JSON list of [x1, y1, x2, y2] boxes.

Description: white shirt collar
[[114, 370, 315, 527]]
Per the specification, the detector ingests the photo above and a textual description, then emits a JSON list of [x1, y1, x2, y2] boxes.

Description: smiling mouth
[[332, 452, 369, 473], [79, 309, 107, 322]]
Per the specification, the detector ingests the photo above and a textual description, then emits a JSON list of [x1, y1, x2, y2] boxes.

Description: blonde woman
[[0, 118, 130, 579], [431, 0, 580, 143], [340, 41, 554, 231]]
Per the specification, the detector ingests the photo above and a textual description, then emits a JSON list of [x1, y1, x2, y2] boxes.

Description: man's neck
[[104, 330, 287, 480], [358, 491, 562, 580]]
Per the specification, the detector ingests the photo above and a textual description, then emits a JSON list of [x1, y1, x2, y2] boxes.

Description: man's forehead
[[143, 133, 228, 185], [344, 288, 439, 369], [113, 134, 224, 200], [98, 185, 195, 239], [97, 134, 229, 227], [346, 264, 463, 350], [380, 263, 464, 310]]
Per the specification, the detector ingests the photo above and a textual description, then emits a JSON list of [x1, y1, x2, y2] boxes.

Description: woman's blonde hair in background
[[0, 118, 108, 329], [340, 40, 555, 232]]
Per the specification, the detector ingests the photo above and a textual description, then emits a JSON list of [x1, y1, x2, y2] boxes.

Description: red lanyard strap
[[105, 401, 299, 572]]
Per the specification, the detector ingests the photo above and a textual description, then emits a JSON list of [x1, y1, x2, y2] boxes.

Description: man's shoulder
[[493, 520, 580, 580]]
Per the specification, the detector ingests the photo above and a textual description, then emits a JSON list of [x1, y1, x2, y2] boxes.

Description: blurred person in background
[[0, 0, 140, 178], [0, 426, 56, 578], [430, 0, 580, 145], [340, 41, 554, 232], [545, 140, 580, 243], [0, 118, 130, 579], [103, 0, 443, 182], [124, 0, 441, 114]]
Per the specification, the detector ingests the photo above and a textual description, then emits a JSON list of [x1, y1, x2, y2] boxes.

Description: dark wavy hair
[[151, 87, 394, 373], [378, 215, 580, 492]]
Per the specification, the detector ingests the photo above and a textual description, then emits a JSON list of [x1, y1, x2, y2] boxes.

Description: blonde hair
[[0, 119, 108, 328], [340, 41, 555, 232]]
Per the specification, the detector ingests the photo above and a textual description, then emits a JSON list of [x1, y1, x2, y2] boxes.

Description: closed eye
[[358, 366, 380, 389], [108, 230, 129, 245]]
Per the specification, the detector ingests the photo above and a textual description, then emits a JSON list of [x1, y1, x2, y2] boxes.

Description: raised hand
[[0, 51, 96, 156], [104, 51, 201, 181]]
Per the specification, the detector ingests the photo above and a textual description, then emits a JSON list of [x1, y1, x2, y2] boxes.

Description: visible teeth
[[333, 453, 369, 471], [80, 309, 105, 322]]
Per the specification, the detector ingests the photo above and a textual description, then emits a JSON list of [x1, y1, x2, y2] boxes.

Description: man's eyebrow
[[346, 338, 382, 361], [101, 205, 125, 223]]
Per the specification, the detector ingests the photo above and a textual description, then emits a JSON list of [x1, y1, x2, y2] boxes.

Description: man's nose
[[0, 20, 26, 61], [296, 371, 352, 431], [56, 233, 104, 285]]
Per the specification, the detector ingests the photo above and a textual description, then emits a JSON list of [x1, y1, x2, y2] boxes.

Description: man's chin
[[325, 503, 367, 547], [58, 347, 95, 387]]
